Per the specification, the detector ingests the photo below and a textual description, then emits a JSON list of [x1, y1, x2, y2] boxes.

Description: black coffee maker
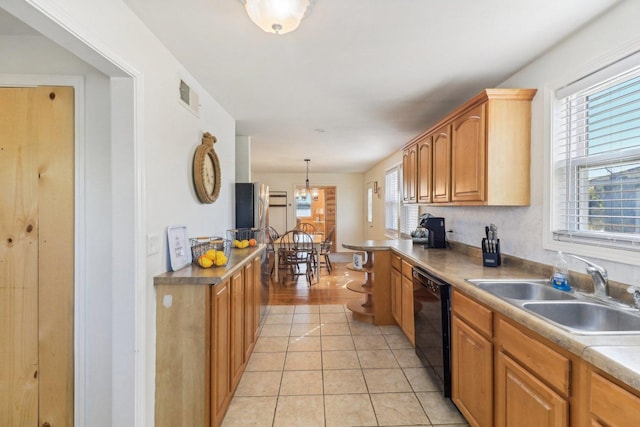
[[419, 214, 447, 248]]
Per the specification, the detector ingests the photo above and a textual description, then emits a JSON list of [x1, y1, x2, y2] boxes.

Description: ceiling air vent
[[179, 78, 200, 117]]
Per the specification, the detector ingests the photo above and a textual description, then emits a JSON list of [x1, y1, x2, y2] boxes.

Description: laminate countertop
[[343, 239, 640, 392], [154, 245, 265, 286]]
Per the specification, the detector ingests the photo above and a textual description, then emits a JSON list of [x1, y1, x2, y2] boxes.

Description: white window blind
[[401, 205, 419, 238], [553, 58, 640, 251], [385, 167, 399, 238]]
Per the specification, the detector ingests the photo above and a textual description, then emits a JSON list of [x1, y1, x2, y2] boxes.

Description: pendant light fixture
[[242, 0, 315, 35], [297, 158, 319, 200]]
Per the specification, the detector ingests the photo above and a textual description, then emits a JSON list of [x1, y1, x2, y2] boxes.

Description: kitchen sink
[[522, 301, 640, 335], [468, 279, 577, 301]]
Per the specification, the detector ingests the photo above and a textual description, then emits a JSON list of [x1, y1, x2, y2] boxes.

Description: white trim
[[0, 73, 87, 424], [1, 1, 148, 425]]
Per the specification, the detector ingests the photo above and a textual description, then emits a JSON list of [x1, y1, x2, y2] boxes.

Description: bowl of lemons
[[190, 237, 231, 268]]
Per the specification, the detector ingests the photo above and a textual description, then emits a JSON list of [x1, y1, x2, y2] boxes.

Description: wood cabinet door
[[402, 144, 417, 203], [230, 270, 245, 391], [432, 124, 451, 203], [243, 261, 255, 362], [417, 136, 432, 203], [253, 256, 262, 337], [212, 281, 230, 426], [451, 315, 493, 427], [401, 274, 415, 345], [390, 267, 402, 325], [452, 104, 486, 202], [495, 351, 568, 427], [589, 371, 640, 427]]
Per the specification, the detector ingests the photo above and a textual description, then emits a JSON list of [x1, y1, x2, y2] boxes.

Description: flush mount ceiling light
[[242, 0, 315, 35]]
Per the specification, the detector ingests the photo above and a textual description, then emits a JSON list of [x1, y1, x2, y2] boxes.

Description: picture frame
[[167, 225, 192, 271]]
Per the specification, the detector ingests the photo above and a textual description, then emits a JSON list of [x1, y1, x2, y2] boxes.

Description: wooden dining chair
[[277, 230, 315, 285], [266, 225, 280, 276], [297, 222, 317, 234], [319, 225, 335, 273]]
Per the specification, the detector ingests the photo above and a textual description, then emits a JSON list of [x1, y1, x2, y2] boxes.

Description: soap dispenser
[[551, 251, 571, 291]]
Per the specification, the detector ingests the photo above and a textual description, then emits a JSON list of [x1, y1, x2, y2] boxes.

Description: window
[[385, 165, 419, 239], [553, 53, 640, 251], [401, 205, 419, 238], [385, 167, 400, 238]]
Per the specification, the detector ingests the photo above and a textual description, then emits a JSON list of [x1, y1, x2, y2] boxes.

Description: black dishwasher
[[412, 266, 451, 397]]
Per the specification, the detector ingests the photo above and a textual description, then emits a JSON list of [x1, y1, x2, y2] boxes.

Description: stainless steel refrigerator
[[235, 182, 269, 321]]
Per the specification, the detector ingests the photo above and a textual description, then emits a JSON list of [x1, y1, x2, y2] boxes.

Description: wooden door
[[402, 144, 417, 203], [451, 316, 493, 427], [432, 125, 451, 203], [1, 86, 74, 426], [452, 104, 486, 202], [495, 351, 568, 427], [212, 281, 230, 426], [230, 270, 245, 390], [323, 186, 337, 252], [417, 136, 432, 203]]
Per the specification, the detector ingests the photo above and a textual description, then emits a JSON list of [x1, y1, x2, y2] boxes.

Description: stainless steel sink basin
[[468, 279, 577, 301], [523, 301, 640, 335]]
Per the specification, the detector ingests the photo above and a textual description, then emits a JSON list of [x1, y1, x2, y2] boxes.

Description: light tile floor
[[222, 304, 469, 427]]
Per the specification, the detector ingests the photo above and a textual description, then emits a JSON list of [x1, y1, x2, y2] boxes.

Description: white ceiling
[[1, 1, 620, 173]]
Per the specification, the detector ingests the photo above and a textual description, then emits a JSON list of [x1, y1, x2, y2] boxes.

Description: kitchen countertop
[[154, 245, 265, 286], [344, 239, 640, 392]]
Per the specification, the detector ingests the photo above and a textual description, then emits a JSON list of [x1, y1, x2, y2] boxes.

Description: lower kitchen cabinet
[[390, 262, 402, 326], [588, 369, 640, 427], [451, 290, 493, 427], [495, 351, 568, 427], [453, 293, 640, 427], [495, 317, 571, 427], [154, 251, 263, 427], [212, 280, 231, 426], [229, 269, 245, 391], [389, 256, 414, 345], [400, 260, 415, 345]]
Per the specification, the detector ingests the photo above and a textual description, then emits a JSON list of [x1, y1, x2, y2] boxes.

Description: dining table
[[272, 232, 324, 283]]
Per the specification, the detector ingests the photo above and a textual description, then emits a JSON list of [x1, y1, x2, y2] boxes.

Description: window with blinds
[[553, 55, 640, 251], [401, 205, 419, 238], [385, 167, 399, 238]]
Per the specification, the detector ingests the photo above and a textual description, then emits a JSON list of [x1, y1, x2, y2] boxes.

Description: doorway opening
[[294, 185, 337, 252]]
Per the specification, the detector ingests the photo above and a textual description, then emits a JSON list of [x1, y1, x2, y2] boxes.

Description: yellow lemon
[[215, 253, 228, 266], [204, 249, 217, 260], [197, 255, 214, 268], [233, 239, 241, 248], [241, 239, 249, 248]]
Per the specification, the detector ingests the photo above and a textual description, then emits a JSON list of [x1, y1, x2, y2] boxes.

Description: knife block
[[482, 238, 501, 267]]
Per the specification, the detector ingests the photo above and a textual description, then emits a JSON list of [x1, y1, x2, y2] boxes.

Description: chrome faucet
[[628, 286, 640, 310], [567, 255, 609, 298]]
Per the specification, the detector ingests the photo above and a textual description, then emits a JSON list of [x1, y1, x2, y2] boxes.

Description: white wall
[[363, 150, 403, 240], [252, 172, 364, 250], [1, 1, 237, 426], [384, 1, 640, 285]]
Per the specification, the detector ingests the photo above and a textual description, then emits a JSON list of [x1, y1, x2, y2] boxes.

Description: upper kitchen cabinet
[[402, 143, 417, 203], [431, 124, 451, 203], [401, 88, 536, 206], [452, 104, 486, 202], [417, 136, 433, 204]]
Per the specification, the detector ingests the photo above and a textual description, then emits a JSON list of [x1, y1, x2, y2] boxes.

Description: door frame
[[1, 73, 87, 421]]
